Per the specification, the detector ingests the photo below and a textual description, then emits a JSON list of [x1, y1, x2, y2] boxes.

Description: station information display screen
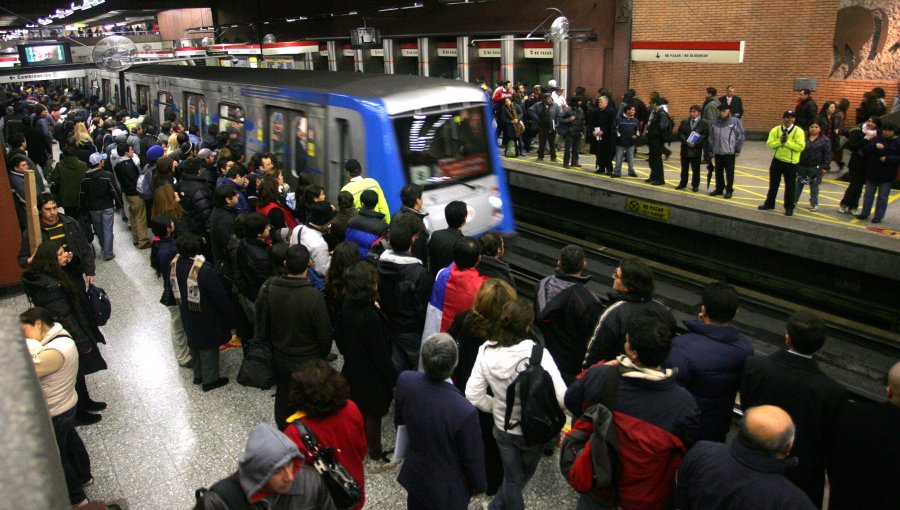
[[18, 43, 72, 66]]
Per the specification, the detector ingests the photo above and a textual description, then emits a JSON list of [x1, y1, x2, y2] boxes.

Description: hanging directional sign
[[631, 41, 745, 64]]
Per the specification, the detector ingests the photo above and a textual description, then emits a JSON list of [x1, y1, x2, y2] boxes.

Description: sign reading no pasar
[[631, 41, 745, 64]]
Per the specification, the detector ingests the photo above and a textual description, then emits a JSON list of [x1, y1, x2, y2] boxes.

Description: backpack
[[86, 283, 112, 326], [136, 163, 155, 200], [364, 235, 390, 265], [503, 342, 566, 446], [559, 367, 621, 496]]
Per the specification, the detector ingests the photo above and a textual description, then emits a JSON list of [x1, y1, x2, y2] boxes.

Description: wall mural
[[832, 0, 898, 79]]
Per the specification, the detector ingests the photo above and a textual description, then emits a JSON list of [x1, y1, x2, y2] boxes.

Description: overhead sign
[[208, 44, 260, 56], [342, 48, 355, 57], [136, 50, 174, 60], [437, 47, 458, 57], [478, 43, 501, 58], [400, 47, 419, 57], [631, 41, 745, 64], [261, 41, 318, 56], [0, 68, 86, 83], [523, 42, 553, 59], [175, 47, 207, 58], [0, 56, 21, 68], [370, 48, 385, 57]]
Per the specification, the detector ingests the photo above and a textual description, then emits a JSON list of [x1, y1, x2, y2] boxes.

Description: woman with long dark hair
[[256, 175, 297, 230], [338, 262, 399, 472], [324, 241, 361, 351], [23, 240, 107, 426]]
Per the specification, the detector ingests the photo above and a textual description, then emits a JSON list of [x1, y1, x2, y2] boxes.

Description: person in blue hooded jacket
[[664, 282, 754, 442]]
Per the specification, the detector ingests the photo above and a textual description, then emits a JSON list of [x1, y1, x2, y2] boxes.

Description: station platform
[[503, 140, 900, 283]]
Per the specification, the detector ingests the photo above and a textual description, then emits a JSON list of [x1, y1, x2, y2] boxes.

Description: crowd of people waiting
[[4, 82, 899, 510]]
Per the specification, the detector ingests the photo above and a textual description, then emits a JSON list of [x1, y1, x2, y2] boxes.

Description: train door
[[326, 107, 365, 200], [267, 106, 325, 190], [136, 84, 150, 118], [218, 102, 246, 161], [158, 91, 174, 124], [185, 92, 207, 135]]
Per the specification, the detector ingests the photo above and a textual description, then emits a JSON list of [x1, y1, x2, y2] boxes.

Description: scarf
[[616, 354, 673, 381], [170, 254, 206, 312], [862, 124, 878, 138]]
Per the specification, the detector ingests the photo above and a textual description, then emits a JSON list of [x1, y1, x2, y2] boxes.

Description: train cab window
[[185, 93, 206, 134], [137, 85, 150, 116], [392, 106, 493, 190], [158, 91, 174, 124], [219, 103, 246, 155]]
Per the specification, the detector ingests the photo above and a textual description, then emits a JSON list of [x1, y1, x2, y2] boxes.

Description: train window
[[270, 111, 286, 162], [294, 115, 311, 175], [268, 109, 311, 181], [126, 86, 134, 115], [219, 103, 246, 157], [185, 93, 206, 134], [392, 106, 493, 189], [114, 84, 120, 109], [158, 91, 174, 124]]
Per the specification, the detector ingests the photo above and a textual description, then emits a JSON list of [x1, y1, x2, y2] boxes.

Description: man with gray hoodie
[[206, 424, 336, 510], [707, 103, 745, 199]]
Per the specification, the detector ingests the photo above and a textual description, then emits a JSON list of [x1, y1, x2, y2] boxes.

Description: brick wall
[[629, 0, 898, 133]]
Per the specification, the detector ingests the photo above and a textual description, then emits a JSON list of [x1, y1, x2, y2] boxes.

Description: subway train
[[86, 64, 515, 234]]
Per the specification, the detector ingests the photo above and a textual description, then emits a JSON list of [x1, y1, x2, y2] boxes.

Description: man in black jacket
[[377, 223, 434, 373], [535, 245, 602, 383], [740, 311, 847, 508], [392, 183, 430, 266], [718, 85, 744, 119], [475, 231, 512, 284], [345, 189, 388, 259], [645, 97, 673, 185], [208, 185, 240, 269], [795, 89, 818, 131], [428, 200, 467, 276], [18, 192, 95, 288], [676, 105, 709, 191], [112, 143, 150, 249], [80, 152, 122, 261], [175, 157, 214, 236], [582, 257, 677, 369]]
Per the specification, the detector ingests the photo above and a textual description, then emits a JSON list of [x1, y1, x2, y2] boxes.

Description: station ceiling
[[0, 0, 211, 29]]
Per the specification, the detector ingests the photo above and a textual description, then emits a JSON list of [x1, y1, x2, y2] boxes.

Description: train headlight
[[489, 195, 503, 209]]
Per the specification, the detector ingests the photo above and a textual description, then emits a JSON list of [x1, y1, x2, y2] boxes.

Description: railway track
[[503, 220, 900, 402]]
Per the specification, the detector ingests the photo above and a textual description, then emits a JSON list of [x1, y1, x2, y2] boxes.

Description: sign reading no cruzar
[[631, 41, 745, 64]]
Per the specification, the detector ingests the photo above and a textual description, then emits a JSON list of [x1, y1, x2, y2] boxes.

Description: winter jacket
[[766, 124, 806, 164], [676, 440, 817, 510], [701, 97, 720, 125], [18, 214, 95, 277], [559, 106, 585, 138], [80, 167, 122, 211], [237, 238, 271, 301], [209, 424, 336, 510], [50, 156, 88, 208], [529, 101, 562, 131], [293, 225, 330, 276], [208, 205, 238, 268], [588, 104, 617, 155], [566, 362, 700, 510], [717, 95, 744, 118], [200, 133, 219, 151], [448, 311, 488, 392], [708, 116, 745, 155], [256, 276, 332, 362], [176, 174, 215, 231], [341, 177, 391, 223], [615, 114, 641, 147], [25, 125, 51, 166], [663, 320, 754, 442], [174, 255, 235, 350], [392, 205, 430, 266], [216, 177, 250, 213], [345, 208, 388, 259], [583, 292, 678, 369], [646, 107, 673, 143], [862, 135, 900, 184], [427, 227, 464, 276], [396, 371, 487, 510], [258, 200, 297, 231], [22, 270, 107, 375], [678, 118, 708, 159], [740, 350, 848, 507], [338, 299, 397, 416], [798, 135, 832, 170], [377, 250, 433, 340], [466, 339, 567, 435], [795, 98, 818, 130], [476, 255, 513, 284], [534, 271, 603, 382], [157, 237, 178, 306], [113, 157, 141, 196]]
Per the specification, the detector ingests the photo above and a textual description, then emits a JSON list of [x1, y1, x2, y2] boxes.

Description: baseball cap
[[197, 148, 214, 159], [783, 110, 796, 118], [89, 152, 108, 166]]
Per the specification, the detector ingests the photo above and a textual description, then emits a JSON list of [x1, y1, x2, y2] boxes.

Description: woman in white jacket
[[465, 298, 567, 510]]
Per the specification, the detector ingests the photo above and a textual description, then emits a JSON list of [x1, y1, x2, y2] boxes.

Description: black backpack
[[86, 284, 112, 327], [504, 342, 567, 446]]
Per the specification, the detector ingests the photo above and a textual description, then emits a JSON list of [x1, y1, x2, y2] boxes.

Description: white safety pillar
[[500, 34, 516, 85]]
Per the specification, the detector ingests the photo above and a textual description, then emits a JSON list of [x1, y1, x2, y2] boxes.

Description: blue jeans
[[89, 208, 115, 259], [52, 406, 91, 504], [614, 145, 635, 176], [859, 181, 892, 221], [490, 427, 544, 510]]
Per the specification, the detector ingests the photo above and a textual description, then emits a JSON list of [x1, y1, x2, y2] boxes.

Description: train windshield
[[393, 106, 493, 189]]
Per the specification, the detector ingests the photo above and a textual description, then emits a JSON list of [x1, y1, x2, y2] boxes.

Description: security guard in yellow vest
[[340, 159, 391, 223], [760, 111, 806, 216]]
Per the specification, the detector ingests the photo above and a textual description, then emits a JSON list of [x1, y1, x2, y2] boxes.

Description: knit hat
[[307, 201, 336, 226], [146, 145, 164, 162]]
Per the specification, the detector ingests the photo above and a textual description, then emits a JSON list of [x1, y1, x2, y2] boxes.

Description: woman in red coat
[[284, 359, 368, 510]]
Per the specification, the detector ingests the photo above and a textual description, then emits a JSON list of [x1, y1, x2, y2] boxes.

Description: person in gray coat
[[207, 424, 336, 510], [707, 103, 745, 199]]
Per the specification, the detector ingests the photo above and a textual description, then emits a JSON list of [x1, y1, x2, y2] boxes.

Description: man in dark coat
[[172, 232, 234, 392], [534, 245, 602, 384], [18, 193, 95, 288], [80, 152, 122, 261], [392, 183, 430, 266], [645, 97, 673, 185], [826, 361, 900, 509], [255, 244, 332, 428], [718, 85, 744, 119], [664, 282, 754, 442], [475, 231, 512, 284], [377, 222, 433, 373], [675, 405, 817, 510], [675, 105, 708, 191], [395, 333, 487, 510], [740, 311, 847, 508], [589, 95, 616, 175], [795, 89, 818, 131], [582, 257, 677, 369], [208, 185, 240, 269], [174, 156, 214, 235], [113, 143, 150, 248], [428, 200, 466, 277]]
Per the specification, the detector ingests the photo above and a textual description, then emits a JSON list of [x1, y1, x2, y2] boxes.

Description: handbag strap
[[293, 419, 321, 455]]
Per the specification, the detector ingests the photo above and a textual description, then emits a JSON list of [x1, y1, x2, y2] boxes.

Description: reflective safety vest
[[341, 177, 391, 223]]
